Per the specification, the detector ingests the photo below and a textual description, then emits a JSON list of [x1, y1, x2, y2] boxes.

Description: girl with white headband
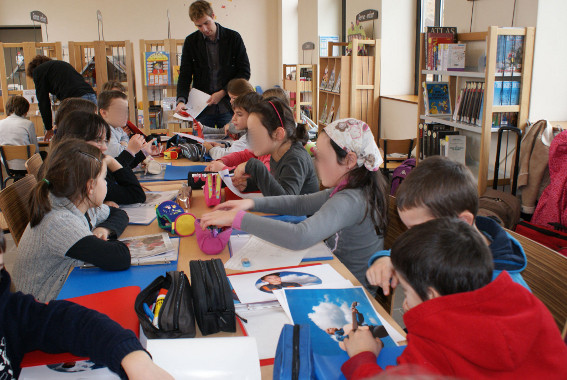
[[201, 118, 388, 288]]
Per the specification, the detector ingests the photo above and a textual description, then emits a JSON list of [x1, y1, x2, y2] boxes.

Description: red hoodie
[[220, 149, 271, 171], [342, 272, 567, 380]]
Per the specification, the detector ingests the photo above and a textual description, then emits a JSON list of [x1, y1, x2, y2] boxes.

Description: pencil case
[[273, 324, 314, 380], [187, 171, 228, 190], [134, 271, 196, 339], [189, 259, 236, 335], [194, 219, 232, 255], [204, 173, 222, 207], [156, 201, 196, 237]]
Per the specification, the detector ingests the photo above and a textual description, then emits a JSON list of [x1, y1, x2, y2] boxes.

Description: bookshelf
[[138, 39, 185, 135], [318, 39, 381, 140], [68, 40, 137, 123], [416, 26, 535, 193], [0, 42, 63, 137], [282, 64, 317, 124]]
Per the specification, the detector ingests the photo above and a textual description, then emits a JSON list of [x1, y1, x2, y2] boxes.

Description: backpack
[[390, 158, 416, 195]]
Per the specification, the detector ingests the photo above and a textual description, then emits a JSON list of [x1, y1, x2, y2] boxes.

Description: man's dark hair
[[97, 90, 128, 111], [397, 156, 479, 218], [26, 55, 52, 77], [260, 273, 281, 281], [391, 217, 493, 301]]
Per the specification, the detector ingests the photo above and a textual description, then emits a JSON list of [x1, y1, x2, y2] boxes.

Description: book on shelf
[[452, 81, 485, 126], [440, 134, 466, 164], [493, 80, 520, 106], [332, 72, 341, 93], [436, 43, 466, 71], [326, 66, 336, 91], [420, 123, 460, 158], [496, 35, 524, 75], [326, 99, 335, 124], [319, 102, 328, 123], [425, 26, 457, 71], [423, 82, 452, 116], [320, 64, 329, 89], [492, 112, 518, 128]]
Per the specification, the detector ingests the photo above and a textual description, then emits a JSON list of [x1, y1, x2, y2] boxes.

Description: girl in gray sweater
[[14, 140, 131, 302], [201, 118, 387, 287]]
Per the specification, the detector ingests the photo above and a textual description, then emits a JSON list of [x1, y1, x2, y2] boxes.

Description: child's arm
[[341, 327, 384, 380], [104, 155, 146, 205], [220, 149, 257, 167], [9, 290, 170, 379], [66, 237, 130, 270], [94, 206, 130, 239], [208, 134, 248, 160], [245, 155, 309, 196], [366, 254, 396, 296]]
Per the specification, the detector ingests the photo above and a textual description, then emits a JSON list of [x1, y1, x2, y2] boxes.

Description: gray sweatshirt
[[240, 188, 384, 287]]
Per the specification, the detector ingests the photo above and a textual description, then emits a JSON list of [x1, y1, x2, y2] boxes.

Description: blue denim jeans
[[81, 92, 98, 105], [197, 112, 233, 129]]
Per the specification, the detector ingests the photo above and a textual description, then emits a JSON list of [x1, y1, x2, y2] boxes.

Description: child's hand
[[233, 162, 249, 180], [175, 102, 187, 114], [92, 227, 112, 241], [224, 123, 231, 135], [103, 155, 123, 172], [343, 326, 384, 358], [212, 199, 254, 212], [232, 177, 248, 192], [123, 126, 133, 136], [200, 210, 239, 229], [127, 134, 146, 155], [366, 257, 397, 296], [202, 141, 214, 152], [121, 350, 173, 380], [205, 160, 226, 172], [141, 139, 160, 156]]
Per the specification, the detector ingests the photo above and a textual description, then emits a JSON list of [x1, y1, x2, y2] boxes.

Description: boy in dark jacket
[[0, 231, 172, 379], [367, 156, 529, 294], [342, 218, 567, 379]]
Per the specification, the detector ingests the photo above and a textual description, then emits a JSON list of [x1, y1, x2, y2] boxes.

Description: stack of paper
[[120, 233, 178, 266], [120, 190, 178, 225]]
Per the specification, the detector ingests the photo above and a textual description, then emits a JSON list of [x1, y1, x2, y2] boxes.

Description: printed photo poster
[[120, 233, 174, 259], [19, 360, 119, 379], [228, 264, 351, 304], [284, 287, 405, 379], [145, 51, 170, 86]]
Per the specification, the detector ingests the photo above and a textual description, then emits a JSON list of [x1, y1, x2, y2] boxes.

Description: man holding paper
[[176, 1, 251, 129]]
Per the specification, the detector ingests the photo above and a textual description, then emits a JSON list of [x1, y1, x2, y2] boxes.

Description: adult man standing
[[176, 0, 251, 129]]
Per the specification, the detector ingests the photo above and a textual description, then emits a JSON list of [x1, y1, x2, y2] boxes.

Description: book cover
[[332, 72, 341, 93], [493, 81, 503, 106], [447, 44, 466, 71], [319, 102, 328, 123], [446, 135, 466, 164], [426, 27, 457, 70], [496, 35, 507, 74], [422, 124, 429, 158], [326, 66, 336, 91], [326, 98, 335, 124], [511, 81, 520, 105], [475, 83, 485, 127], [502, 81, 513, 106], [320, 65, 329, 89], [424, 82, 452, 116], [145, 51, 170, 86], [457, 82, 471, 122], [453, 88, 464, 121]]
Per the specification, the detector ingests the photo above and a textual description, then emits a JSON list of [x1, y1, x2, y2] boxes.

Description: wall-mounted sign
[[30, 11, 48, 24], [302, 42, 315, 51], [356, 9, 379, 22]]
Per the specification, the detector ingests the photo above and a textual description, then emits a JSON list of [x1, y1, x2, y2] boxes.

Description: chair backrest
[[0, 144, 37, 162], [379, 138, 416, 158], [0, 175, 37, 245], [507, 229, 567, 332], [25, 153, 44, 179], [384, 195, 407, 250]]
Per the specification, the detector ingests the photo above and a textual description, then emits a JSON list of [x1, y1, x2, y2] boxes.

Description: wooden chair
[[378, 138, 416, 177], [25, 153, 44, 179], [375, 195, 408, 313], [0, 145, 37, 188], [507, 229, 567, 332], [0, 175, 37, 245]]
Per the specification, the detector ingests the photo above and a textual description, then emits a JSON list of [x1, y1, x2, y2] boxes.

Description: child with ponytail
[[14, 139, 131, 302], [201, 119, 388, 287], [230, 97, 319, 196]]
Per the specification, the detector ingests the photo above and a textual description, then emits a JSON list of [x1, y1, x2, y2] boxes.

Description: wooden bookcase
[[68, 40, 137, 123], [138, 39, 185, 135], [416, 26, 535, 193], [318, 39, 381, 140], [0, 42, 63, 136], [282, 64, 318, 123]]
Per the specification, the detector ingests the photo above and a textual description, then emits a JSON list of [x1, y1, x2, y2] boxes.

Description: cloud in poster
[[280, 273, 322, 285], [307, 299, 352, 332]]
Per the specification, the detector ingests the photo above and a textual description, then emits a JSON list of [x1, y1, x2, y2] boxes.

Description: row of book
[[494, 80, 521, 106], [319, 98, 340, 125], [424, 26, 458, 71], [434, 43, 466, 71], [453, 81, 484, 126], [492, 112, 518, 128], [320, 64, 341, 93], [419, 123, 466, 164]]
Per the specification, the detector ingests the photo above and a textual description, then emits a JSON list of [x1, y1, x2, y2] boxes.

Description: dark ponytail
[[328, 133, 388, 235], [249, 97, 307, 144], [29, 139, 104, 227]]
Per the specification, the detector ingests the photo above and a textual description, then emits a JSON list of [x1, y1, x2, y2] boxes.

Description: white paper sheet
[[120, 232, 174, 258], [219, 169, 263, 199], [120, 190, 177, 225], [19, 360, 119, 379], [185, 88, 210, 118], [175, 131, 205, 144], [146, 337, 261, 380], [229, 234, 333, 261], [228, 264, 351, 304], [131, 236, 179, 265], [224, 235, 308, 271]]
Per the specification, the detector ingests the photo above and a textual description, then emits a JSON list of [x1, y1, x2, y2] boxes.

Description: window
[[414, 0, 444, 93]]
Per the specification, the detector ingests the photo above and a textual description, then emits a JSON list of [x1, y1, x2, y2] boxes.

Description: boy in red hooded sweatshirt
[[341, 218, 567, 380]]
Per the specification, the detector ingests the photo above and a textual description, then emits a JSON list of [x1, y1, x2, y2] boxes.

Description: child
[[54, 97, 98, 127], [98, 90, 158, 160], [342, 218, 567, 379], [203, 92, 261, 160], [52, 111, 146, 205], [0, 231, 172, 380], [200, 118, 388, 287], [366, 156, 529, 295], [226, 97, 318, 196], [101, 80, 127, 93], [0, 96, 39, 172], [13, 140, 131, 302]]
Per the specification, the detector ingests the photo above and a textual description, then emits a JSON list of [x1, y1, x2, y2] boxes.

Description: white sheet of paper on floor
[[224, 235, 311, 271], [218, 169, 263, 199], [228, 264, 351, 304], [145, 337, 261, 380]]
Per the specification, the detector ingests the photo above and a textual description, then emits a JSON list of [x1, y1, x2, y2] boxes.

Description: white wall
[[529, 0, 567, 121], [280, 0, 299, 81], [380, 98, 417, 139], [298, 0, 319, 64], [0, 0, 281, 99]]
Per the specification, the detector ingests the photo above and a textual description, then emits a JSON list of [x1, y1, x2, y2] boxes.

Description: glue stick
[[152, 289, 168, 328]]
